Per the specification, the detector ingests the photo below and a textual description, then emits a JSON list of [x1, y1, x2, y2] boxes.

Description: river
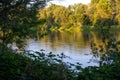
[[25, 31, 120, 67]]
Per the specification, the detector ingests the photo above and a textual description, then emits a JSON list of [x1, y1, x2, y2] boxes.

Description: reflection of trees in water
[[90, 30, 120, 49], [90, 30, 120, 66], [82, 31, 91, 46], [40, 31, 91, 50], [39, 31, 120, 58]]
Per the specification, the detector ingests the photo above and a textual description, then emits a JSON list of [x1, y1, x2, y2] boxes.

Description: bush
[[0, 47, 77, 80]]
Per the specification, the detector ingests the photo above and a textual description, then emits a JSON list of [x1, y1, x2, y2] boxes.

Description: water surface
[[25, 31, 120, 67]]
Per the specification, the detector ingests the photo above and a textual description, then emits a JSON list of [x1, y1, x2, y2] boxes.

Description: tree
[[89, 0, 116, 27], [0, 0, 47, 48], [74, 4, 91, 26], [39, 4, 70, 29]]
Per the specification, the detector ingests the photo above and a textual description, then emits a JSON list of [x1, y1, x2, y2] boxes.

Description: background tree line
[[38, 0, 120, 31], [1, 1, 120, 80]]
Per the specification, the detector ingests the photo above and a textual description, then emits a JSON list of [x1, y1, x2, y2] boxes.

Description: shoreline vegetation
[[1, 39, 120, 80], [1, 0, 120, 80], [49, 25, 120, 32]]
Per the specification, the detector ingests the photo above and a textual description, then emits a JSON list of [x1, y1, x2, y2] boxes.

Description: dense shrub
[[0, 47, 77, 80]]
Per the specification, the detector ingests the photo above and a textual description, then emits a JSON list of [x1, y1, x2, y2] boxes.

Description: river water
[[25, 31, 120, 67]]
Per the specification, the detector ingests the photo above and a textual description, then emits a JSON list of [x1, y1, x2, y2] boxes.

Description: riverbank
[[48, 25, 120, 32], [1, 43, 120, 80]]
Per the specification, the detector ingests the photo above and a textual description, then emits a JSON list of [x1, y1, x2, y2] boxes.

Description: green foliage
[[93, 18, 112, 29], [0, 46, 77, 80], [1, 34, 120, 80], [1, 1, 120, 80], [38, 0, 120, 31], [38, 4, 91, 32], [0, 0, 46, 46], [77, 31, 120, 80]]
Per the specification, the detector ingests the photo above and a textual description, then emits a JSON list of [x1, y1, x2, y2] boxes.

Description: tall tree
[[0, 0, 47, 47], [89, 0, 115, 27]]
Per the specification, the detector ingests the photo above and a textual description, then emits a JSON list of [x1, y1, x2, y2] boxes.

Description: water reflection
[[25, 31, 120, 67]]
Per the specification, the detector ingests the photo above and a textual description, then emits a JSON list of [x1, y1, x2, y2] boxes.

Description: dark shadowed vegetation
[[1, 0, 120, 80], [1, 35, 120, 80]]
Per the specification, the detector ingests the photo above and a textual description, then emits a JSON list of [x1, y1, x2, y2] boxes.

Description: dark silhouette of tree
[[0, 0, 48, 48]]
